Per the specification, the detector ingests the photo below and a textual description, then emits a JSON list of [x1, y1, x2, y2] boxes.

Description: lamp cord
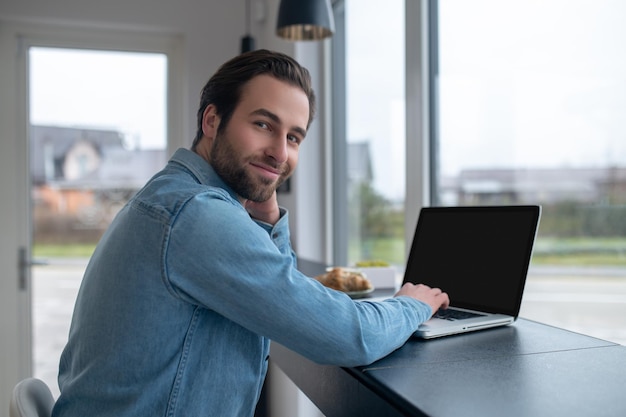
[[246, 0, 251, 34]]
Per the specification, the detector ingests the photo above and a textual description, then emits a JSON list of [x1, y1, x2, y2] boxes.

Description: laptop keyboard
[[434, 308, 486, 321]]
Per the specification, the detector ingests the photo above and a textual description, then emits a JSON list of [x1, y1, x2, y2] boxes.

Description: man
[[52, 49, 449, 417]]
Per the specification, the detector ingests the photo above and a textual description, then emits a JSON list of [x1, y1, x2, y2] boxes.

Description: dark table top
[[274, 259, 626, 417], [357, 319, 625, 417], [272, 319, 626, 417]]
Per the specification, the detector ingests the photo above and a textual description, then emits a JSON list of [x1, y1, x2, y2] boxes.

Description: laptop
[[405, 205, 541, 339]]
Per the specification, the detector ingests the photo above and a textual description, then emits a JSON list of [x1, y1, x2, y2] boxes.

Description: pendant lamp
[[276, 0, 335, 41]]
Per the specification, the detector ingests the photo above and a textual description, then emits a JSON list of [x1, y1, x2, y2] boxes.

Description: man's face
[[207, 75, 309, 202]]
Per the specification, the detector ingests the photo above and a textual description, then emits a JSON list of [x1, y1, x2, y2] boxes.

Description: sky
[[346, 0, 626, 200], [437, 0, 626, 176], [346, 0, 406, 201], [29, 47, 167, 150]]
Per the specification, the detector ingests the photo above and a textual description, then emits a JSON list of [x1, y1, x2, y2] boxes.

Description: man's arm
[[166, 192, 444, 367]]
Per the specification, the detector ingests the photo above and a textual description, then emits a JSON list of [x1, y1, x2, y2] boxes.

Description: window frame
[[331, 0, 349, 265]]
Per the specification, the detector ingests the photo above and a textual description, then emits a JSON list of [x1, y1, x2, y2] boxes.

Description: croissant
[[315, 267, 373, 292]]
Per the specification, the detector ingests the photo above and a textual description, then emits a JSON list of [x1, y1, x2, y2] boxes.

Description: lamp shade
[[276, 0, 335, 41]]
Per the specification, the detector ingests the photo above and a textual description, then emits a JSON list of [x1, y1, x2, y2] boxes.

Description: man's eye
[[255, 121, 269, 129], [287, 135, 301, 144]]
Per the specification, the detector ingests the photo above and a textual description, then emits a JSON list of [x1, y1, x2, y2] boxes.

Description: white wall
[[0, 0, 329, 415]]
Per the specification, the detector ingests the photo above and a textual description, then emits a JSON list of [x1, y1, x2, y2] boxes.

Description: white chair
[[9, 378, 55, 417]]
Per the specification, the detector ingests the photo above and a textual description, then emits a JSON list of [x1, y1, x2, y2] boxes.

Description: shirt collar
[[169, 148, 242, 203]]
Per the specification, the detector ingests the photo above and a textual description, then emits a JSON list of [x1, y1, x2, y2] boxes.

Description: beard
[[208, 131, 290, 203]]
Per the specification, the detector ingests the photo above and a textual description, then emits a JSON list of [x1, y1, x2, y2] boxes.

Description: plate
[[346, 287, 375, 299]]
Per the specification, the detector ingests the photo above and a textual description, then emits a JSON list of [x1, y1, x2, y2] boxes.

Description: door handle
[[18, 247, 49, 291]]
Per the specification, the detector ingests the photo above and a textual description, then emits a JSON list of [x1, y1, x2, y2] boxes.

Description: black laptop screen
[[403, 206, 540, 316]]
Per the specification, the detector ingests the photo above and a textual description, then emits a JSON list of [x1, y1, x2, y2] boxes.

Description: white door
[[0, 21, 182, 408]]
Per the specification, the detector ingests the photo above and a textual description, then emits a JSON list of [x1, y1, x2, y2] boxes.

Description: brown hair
[[191, 49, 316, 150]]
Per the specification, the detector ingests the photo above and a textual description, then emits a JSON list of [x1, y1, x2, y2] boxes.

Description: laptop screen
[[403, 206, 541, 316]]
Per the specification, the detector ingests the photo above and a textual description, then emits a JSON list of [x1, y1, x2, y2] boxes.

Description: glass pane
[[436, 0, 626, 344], [29, 47, 168, 396], [345, 0, 406, 267]]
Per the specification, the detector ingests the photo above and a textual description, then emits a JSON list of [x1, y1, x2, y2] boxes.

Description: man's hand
[[244, 191, 281, 225], [395, 283, 450, 317]]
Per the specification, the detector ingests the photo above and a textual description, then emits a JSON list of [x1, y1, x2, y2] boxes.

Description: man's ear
[[202, 104, 220, 139]]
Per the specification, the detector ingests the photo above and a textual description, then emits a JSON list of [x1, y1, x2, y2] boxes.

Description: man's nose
[[266, 136, 289, 163]]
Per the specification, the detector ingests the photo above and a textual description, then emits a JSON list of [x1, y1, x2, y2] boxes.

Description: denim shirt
[[52, 148, 432, 417]]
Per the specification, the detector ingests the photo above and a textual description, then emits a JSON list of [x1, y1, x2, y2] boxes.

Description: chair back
[[9, 378, 54, 417]]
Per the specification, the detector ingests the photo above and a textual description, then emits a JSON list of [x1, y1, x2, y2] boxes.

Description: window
[[332, 0, 407, 268], [334, 1, 626, 345], [434, 0, 626, 344]]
